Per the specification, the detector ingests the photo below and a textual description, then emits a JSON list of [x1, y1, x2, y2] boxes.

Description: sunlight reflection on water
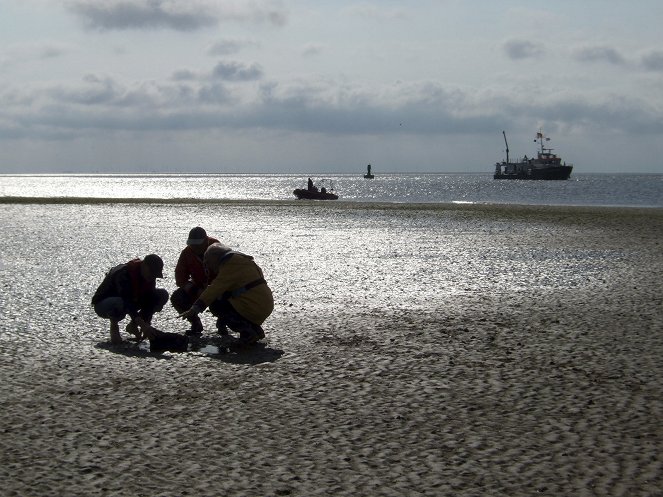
[[1, 173, 662, 206], [0, 202, 627, 348]]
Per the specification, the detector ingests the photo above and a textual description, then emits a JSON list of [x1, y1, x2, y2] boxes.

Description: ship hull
[[494, 164, 573, 180], [293, 188, 338, 200]]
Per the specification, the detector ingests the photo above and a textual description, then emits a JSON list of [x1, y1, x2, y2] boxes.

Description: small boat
[[494, 130, 573, 180], [293, 178, 339, 200], [364, 164, 374, 179]]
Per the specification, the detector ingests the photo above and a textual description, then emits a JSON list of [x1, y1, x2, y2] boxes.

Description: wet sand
[[1, 203, 662, 496]]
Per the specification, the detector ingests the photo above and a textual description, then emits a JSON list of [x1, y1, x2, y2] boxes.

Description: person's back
[[91, 262, 128, 305], [202, 251, 274, 326], [92, 254, 167, 344]]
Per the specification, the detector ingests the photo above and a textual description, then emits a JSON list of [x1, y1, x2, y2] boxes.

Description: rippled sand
[[1, 201, 662, 496]]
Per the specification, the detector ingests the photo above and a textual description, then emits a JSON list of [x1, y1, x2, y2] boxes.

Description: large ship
[[494, 130, 573, 180]]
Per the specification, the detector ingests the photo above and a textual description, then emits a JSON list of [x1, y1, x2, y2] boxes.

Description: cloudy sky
[[1, 0, 662, 173]]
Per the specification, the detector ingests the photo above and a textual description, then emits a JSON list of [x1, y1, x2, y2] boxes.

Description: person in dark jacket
[[170, 227, 219, 336], [92, 254, 168, 344]]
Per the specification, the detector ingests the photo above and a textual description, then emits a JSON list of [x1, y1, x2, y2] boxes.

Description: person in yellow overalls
[[179, 243, 273, 345]]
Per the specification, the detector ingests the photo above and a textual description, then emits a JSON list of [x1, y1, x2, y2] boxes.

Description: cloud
[[3, 68, 663, 145], [66, 0, 218, 31], [212, 61, 263, 81], [249, 82, 492, 135], [197, 83, 234, 104], [642, 51, 663, 72], [39, 72, 234, 110], [65, 0, 288, 31], [343, 3, 408, 21], [1, 41, 74, 69], [574, 46, 627, 65], [32, 43, 72, 60], [171, 69, 199, 81], [301, 43, 324, 58], [207, 38, 260, 56], [503, 39, 545, 60], [0, 73, 238, 139], [50, 74, 123, 106], [170, 59, 264, 83]]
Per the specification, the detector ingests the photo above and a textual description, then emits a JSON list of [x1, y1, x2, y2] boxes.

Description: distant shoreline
[[1, 171, 662, 177], [2, 195, 663, 214]]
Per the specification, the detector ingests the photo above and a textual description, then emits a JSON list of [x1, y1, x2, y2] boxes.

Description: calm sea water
[[1, 173, 662, 207]]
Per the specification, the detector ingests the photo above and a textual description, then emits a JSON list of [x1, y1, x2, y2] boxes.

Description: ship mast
[[536, 130, 553, 155], [502, 130, 510, 164]]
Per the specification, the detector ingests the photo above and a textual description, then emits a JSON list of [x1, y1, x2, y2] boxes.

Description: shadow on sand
[[95, 335, 284, 366]]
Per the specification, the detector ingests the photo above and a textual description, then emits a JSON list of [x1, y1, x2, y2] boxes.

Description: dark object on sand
[[149, 330, 189, 353]]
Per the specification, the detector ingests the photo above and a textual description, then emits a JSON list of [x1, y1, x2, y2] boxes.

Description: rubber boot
[[185, 315, 203, 337], [216, 316, 229, 336], [110, 321, 122, 344]]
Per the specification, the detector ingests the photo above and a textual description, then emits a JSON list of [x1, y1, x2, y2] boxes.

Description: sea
[[0, 172, 662, 207]]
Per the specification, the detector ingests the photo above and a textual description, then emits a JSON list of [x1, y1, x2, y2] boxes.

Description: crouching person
[[179, 243, 273, 345], [170, 226, 219, 337], [92, 254, 169, 344]]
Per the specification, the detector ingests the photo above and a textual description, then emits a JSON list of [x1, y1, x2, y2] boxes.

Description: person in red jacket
[[92, 254, 168, 344], [170, 227, 219, 336]]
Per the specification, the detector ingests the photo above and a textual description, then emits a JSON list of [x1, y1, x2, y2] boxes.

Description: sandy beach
[[1, 202, 662, 497]]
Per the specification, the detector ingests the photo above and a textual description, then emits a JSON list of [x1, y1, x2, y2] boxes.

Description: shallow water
[[0, 201, 630, 350], [1, 172, 662, 207]]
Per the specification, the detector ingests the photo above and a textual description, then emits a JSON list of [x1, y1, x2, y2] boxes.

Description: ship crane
[[502, 130, 510, 164]]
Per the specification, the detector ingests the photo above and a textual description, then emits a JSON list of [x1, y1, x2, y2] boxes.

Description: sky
[[1, 0, 662, 174]]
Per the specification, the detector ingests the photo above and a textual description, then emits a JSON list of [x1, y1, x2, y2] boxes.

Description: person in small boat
[[179, 243, 273, 345], [92, 254, 168, 344], [170, 226, 220, 336], [307, 177, 317, 192]]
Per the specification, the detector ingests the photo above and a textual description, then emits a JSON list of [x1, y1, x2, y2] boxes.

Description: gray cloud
[[34, 43, 71, 60], [1, 42, 73, 69], [343, 4, 408, 21], [67, 0, 218, 31], [212, 61, 263, 82], [207, 39, 260, 56], [574, 46, 627, 65], [3, 71, 663, 144], [197, 83, 234, 104], [66, 0, 288, 31], [301, 43, 324, 58], [170, 60, 264, 83], [34, 73, 236, 114], [511, 97, 663, 135], [503, 39, 545, 60], [171, 69, 199, 81], [642, 51, 663, 72], [48, 74, 125, 106]]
